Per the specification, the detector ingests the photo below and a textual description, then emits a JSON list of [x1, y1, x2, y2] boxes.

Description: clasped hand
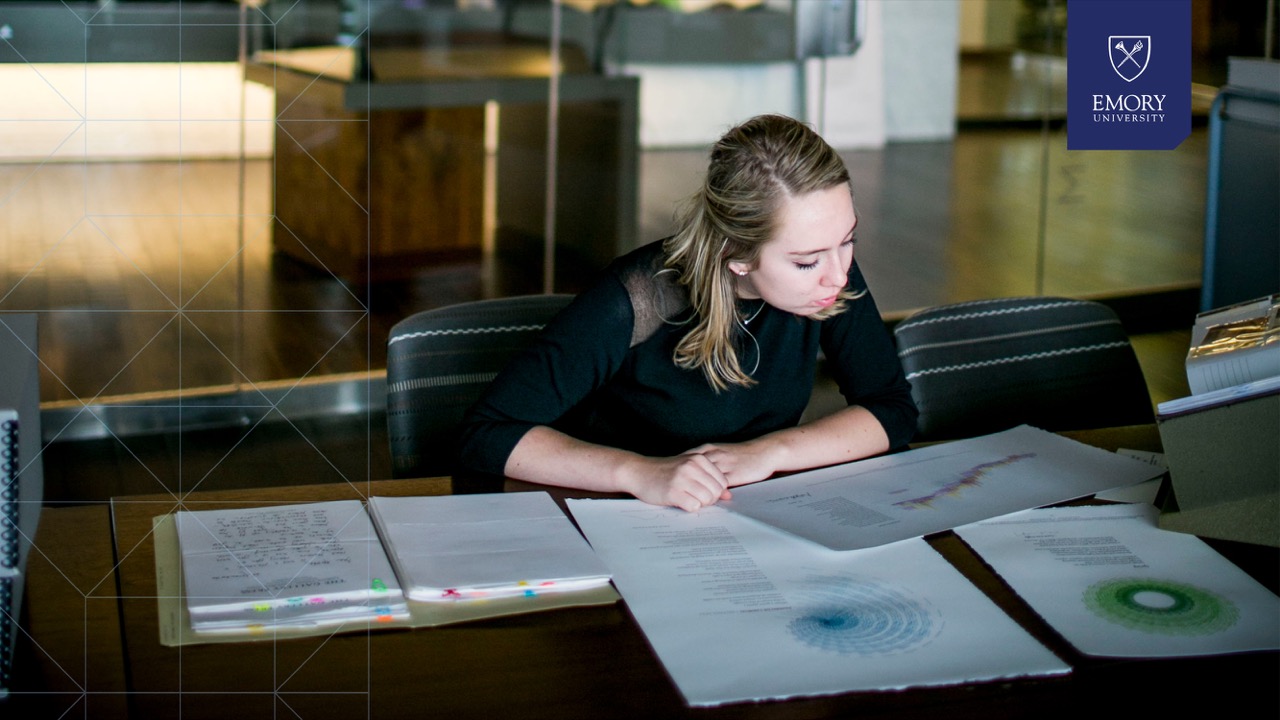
[[621, 440, 780, 513]]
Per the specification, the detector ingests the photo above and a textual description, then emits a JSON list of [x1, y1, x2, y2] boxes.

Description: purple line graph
[[892, 453, 1037, 510]]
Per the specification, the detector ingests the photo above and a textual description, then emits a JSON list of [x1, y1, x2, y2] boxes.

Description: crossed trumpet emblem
[[1114, 39, 1144, 67]]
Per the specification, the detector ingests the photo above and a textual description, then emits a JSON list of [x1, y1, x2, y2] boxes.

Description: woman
[[457, 114, 917, 511]]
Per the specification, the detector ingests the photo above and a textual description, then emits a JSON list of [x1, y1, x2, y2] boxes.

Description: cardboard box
[[1156, 378, 1280, 546]]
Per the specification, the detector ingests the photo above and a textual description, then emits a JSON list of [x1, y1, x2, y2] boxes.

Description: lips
[[815, 295, 839, 308]]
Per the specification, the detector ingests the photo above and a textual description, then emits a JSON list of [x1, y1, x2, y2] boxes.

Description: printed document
[[367, 492, 610, 602], [725, 425, 1163, 550], [568, 499, 1069, 706], [955, 503, 1280, 657]]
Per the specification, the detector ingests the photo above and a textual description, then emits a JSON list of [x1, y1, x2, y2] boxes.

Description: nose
[[822, 252, 847, 288]]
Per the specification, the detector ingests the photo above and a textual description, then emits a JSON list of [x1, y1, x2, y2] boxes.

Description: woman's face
[[730, 183, 856, 316]]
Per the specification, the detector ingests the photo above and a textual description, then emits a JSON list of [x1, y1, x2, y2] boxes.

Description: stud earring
[[734, 269, 748, 277]]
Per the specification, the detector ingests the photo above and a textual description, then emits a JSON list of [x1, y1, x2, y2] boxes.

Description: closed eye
[[794, 236, 855, 271]]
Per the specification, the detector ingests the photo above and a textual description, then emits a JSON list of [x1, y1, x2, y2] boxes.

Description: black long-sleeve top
[[456, 241, 918, 477]]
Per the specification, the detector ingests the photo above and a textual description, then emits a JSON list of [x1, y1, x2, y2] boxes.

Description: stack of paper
[[1185, 293, 1279, 394], [174, 500, 409, 634], [367, 492, 611, 602]]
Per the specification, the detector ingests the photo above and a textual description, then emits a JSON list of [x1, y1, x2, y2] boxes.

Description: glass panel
[[1041, 0, 1205, 301], [959, 0, 1276, 311], [12, 0, 1265, 411], [482, 0, 636, 296], [0, 2, 274, 404], [1039, 129, 1207, 297], [0, 1, 571, 402], [249, 0, 382, 389]]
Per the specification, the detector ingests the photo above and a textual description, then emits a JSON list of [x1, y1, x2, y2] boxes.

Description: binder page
[[368, 492, 610, 601], [175, 500, 403, 619], [725, 425, 1164, 551], [568, 499, 1068, 707], [955, 503, 1280, 657]]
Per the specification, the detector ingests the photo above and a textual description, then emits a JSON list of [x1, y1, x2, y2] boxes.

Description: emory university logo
[[1109, 36, 1151, 82], [1069, 1, 1188, 150]]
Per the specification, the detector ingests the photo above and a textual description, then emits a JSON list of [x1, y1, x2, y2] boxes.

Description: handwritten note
[[175, 500, 406, 631]]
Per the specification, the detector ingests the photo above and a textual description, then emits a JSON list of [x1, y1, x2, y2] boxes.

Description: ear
[[727, 260, 751, 277]]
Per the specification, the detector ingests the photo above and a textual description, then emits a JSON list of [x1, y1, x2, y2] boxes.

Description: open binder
[[160, 492, 617, 646]]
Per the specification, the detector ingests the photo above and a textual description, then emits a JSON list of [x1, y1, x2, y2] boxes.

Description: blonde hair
[[662, 114, 861, 392]]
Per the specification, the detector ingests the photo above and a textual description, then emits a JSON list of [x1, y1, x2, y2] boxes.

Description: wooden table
[[13, 504, 129, 718], [18, 427, 1280, 718]]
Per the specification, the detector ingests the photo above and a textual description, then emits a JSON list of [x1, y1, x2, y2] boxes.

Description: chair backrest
[[893, 297, 1154, 442], [386, 294, 574, 478]]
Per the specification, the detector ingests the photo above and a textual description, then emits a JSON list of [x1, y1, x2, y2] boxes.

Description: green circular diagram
[[1082, 578, 1238, 636]]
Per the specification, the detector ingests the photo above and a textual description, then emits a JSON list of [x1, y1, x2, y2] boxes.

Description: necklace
[[737, 301, 764, 377]]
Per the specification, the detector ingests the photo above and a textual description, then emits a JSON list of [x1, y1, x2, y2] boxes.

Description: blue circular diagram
[[787, 575, 940, 656]]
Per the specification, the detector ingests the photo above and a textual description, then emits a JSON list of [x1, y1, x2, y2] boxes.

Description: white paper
[[368, 493, 610, 602], [174, 500, 406, 627], [1093, 450, 1166, 503], [725, 425, 1164, 550], [568, 498, 1069, 707], [954, 504, 1280, 658]]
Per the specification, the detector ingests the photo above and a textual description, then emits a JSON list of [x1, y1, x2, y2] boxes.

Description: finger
[[700, 448, 733, 473], [688, 453, 729, 489], [677, 472, 720, 507], [674, 494, 703, 513], [675, 482, 718, 512]]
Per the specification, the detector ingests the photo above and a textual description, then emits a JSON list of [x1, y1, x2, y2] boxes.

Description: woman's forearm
[[504, 425, 640, 493], [694, 405, 890, 488], [504, 425, 732, 511], [762, 405, 890, 474]]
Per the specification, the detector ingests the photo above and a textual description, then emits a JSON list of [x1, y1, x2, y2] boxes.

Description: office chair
[[893, 297, 1154, 442], [386, 294, 574, 479]]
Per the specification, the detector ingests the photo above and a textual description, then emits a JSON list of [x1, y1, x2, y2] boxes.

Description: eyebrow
[[787, 225, 858, 257]]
